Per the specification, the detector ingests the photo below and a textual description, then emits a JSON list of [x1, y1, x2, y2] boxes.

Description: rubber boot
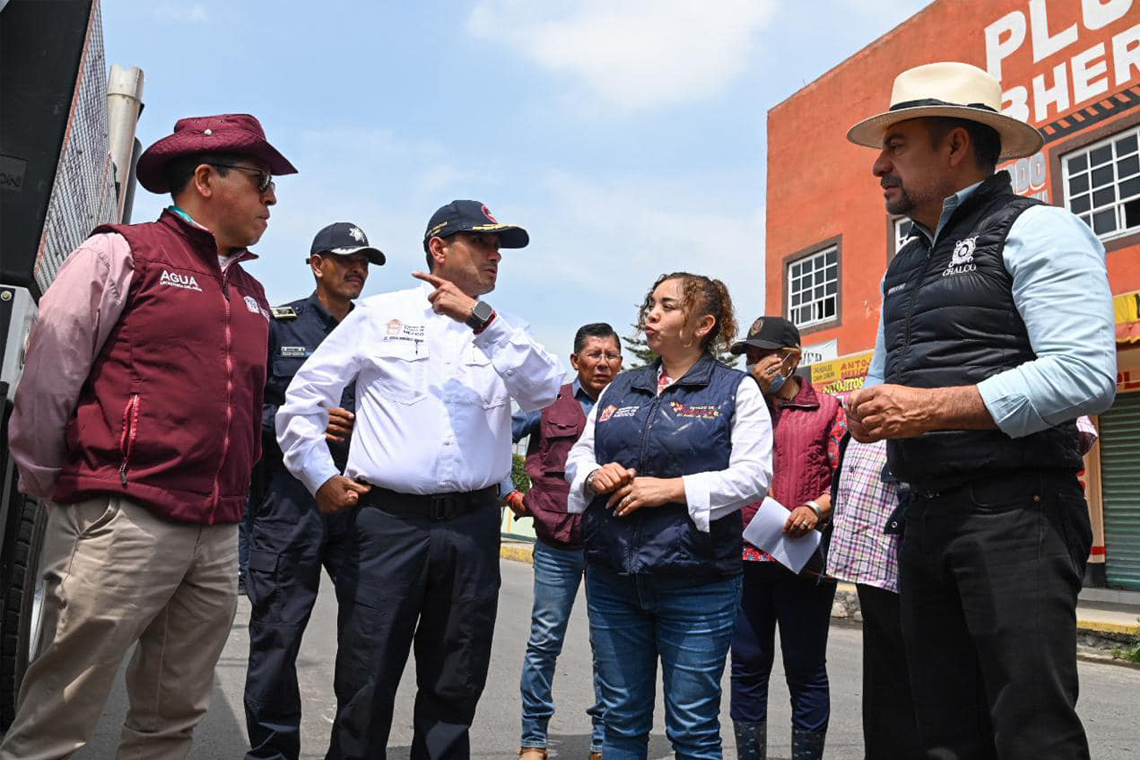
[[791, 728, 826, 760], [733, 721, 766, 760]]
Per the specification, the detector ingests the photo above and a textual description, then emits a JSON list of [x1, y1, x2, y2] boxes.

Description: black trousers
[[325, 495, 501, 760], [856, 583, 920, 760], [245, 468, 349, 760], [898, 470, 1092, 760]]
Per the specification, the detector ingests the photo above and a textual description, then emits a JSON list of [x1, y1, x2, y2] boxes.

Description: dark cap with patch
[[730, 316, 801, 354], [422, 200, 529, 251], [309, 222, 385, 265]]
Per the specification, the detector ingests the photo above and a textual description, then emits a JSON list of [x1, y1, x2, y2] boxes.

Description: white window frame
[[1061, 124, 1140, 242], [893, 217, 915, 255], [787, 245, 838, 329]]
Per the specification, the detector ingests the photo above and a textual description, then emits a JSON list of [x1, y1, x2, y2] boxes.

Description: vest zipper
[[209, 268, 236, 519], [632, 390, 666, 571], [899, 238, 931, 372], [118, 392, 141, 486]]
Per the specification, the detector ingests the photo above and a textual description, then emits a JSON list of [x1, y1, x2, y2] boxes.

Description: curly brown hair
[[636, 272, 738, 355]]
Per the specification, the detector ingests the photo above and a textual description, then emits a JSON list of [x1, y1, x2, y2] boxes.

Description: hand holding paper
[[742, 497, 822, 574]]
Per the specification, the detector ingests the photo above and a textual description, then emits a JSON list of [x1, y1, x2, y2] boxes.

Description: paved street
[[80, 556, 1140, 759]]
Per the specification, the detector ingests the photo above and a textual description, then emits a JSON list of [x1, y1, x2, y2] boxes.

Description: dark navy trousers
[[325, 495, 501, 760], [244, 467, 348, 760], [730, 561, 836, 732]]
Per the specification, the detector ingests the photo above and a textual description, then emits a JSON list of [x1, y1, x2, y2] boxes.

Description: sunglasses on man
[[208, 162, 274, 193]]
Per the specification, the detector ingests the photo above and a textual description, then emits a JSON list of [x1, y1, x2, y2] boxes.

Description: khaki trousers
[[0, 495, 238, 760]]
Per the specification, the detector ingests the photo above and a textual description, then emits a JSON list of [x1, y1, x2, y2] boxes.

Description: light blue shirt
[[864, 180, 1117, 438]]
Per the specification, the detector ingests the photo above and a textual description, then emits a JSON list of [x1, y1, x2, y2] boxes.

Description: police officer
[[276, 200, 564, 760], [244, 222, 385, 760]]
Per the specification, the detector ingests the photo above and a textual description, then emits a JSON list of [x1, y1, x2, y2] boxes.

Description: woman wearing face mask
[[727, 316, 847, 760], [564, 272, 774, 760]]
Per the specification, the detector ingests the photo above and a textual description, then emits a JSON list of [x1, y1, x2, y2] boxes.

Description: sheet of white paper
[[741, 496, 821, 574]]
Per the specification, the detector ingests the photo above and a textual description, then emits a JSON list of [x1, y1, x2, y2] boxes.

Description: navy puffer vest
[[582, 354, 747, 578], [881, 171, 1081, 492]]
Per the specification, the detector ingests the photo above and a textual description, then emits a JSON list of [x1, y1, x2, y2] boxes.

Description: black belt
[[357, 484, 498, 521]]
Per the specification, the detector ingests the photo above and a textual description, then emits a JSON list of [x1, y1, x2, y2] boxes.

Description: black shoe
[[238, 576, 248, 596]]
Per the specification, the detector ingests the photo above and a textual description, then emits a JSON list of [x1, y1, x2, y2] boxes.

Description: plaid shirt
[[825, 438, 900, 593]]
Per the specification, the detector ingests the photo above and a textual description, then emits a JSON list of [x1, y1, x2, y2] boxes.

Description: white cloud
[[498, 170, 767, 356], [468, 0, 776, 113], [153, 3, 209, 24]]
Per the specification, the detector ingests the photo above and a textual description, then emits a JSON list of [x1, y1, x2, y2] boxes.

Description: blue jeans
[[520, 542, 604, 752], [586, 565, 742, 760]]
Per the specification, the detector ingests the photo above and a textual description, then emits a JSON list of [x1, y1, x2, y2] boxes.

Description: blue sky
[[104, 0, 929, 360]]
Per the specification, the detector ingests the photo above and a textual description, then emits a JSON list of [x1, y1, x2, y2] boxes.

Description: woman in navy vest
[[565, 272, 774, 760]]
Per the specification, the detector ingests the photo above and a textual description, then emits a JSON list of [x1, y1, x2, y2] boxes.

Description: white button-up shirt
[[276, 283, 564, 496]]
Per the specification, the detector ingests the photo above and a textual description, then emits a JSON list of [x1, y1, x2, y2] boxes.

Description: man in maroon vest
[[502, 323, 622, 760], [3, 114, 296, 759]]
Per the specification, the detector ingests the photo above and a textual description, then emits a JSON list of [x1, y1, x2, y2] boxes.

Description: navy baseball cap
[[422, 200, 529, 252], [730, 316, 801, 355], [309, 222, 385, 265]]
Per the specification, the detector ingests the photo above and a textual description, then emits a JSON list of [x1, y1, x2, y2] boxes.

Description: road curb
[[501, 542, 534, 564]]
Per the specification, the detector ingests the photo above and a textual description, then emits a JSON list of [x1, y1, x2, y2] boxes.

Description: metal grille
[[1101, 392, 1140, 591], [33, 0, 118, 293]]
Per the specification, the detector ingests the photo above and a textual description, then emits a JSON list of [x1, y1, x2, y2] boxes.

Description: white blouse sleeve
[[564, 385, 609, 514]]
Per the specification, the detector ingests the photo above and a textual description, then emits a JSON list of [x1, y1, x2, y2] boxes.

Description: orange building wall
[[766, 0, 1140, 356]]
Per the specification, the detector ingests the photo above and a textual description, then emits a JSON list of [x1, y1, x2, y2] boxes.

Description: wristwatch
[[466, 300, 495, 331]]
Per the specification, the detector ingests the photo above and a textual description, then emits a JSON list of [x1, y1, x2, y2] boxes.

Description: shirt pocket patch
[[463, 346, 509, 410], [370, 339, 430, 405]]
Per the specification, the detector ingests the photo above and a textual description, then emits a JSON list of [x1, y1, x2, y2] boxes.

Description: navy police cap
[[309, 222, 385, 265]]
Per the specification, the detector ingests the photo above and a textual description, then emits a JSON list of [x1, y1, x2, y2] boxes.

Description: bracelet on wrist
[[585, 469, 600, 495], [805, 500, 823, 521]]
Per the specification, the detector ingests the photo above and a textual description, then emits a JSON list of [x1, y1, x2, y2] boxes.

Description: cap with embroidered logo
[[422, 200, 529, 252], [309, 222, 385, 265], [730, 316, 801, 355]]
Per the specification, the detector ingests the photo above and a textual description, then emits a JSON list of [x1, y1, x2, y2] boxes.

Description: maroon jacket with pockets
[[742, 378, 840, 548], [53, 211, 270, 524], [523, 383, 587, 549]]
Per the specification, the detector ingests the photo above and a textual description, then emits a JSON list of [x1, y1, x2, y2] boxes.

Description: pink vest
[[53, 211, 270, 524], [523, 383, 587, 548]]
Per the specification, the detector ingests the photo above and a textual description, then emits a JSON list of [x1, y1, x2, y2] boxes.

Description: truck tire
[[0, 490, 47, 731]]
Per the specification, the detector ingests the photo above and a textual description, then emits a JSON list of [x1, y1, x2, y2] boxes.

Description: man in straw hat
[[844, 62, 1116, 759], [2, 114, 295, 759]]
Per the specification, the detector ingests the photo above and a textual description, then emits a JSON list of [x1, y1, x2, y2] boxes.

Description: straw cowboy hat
[[847, 62, 1044, 160], [136, 113, 297, 193]]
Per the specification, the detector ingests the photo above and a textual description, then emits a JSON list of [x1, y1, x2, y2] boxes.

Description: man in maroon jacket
[[502, 323, 622, 760], [2, 114, 295, 759]]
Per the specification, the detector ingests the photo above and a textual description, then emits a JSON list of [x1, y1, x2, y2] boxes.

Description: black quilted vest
[[881, 171, 1081, 492]]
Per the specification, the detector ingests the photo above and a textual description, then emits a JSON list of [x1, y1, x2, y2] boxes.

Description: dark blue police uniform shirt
[[263, 291, 356, 467]]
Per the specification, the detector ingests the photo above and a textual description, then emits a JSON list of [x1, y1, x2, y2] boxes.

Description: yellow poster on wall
[[810, 350, 874, 397]]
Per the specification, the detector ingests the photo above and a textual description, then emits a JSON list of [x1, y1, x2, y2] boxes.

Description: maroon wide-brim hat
[[136, 113, 298, 193]]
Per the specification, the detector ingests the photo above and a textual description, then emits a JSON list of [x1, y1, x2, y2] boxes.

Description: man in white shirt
[[276, 200, 563, 760]]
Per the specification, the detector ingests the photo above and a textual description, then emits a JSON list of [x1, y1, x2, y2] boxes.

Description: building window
[[1062, 125, 1140, 241], [788, 245, 838, 328], [893, 217, 914, 255]]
